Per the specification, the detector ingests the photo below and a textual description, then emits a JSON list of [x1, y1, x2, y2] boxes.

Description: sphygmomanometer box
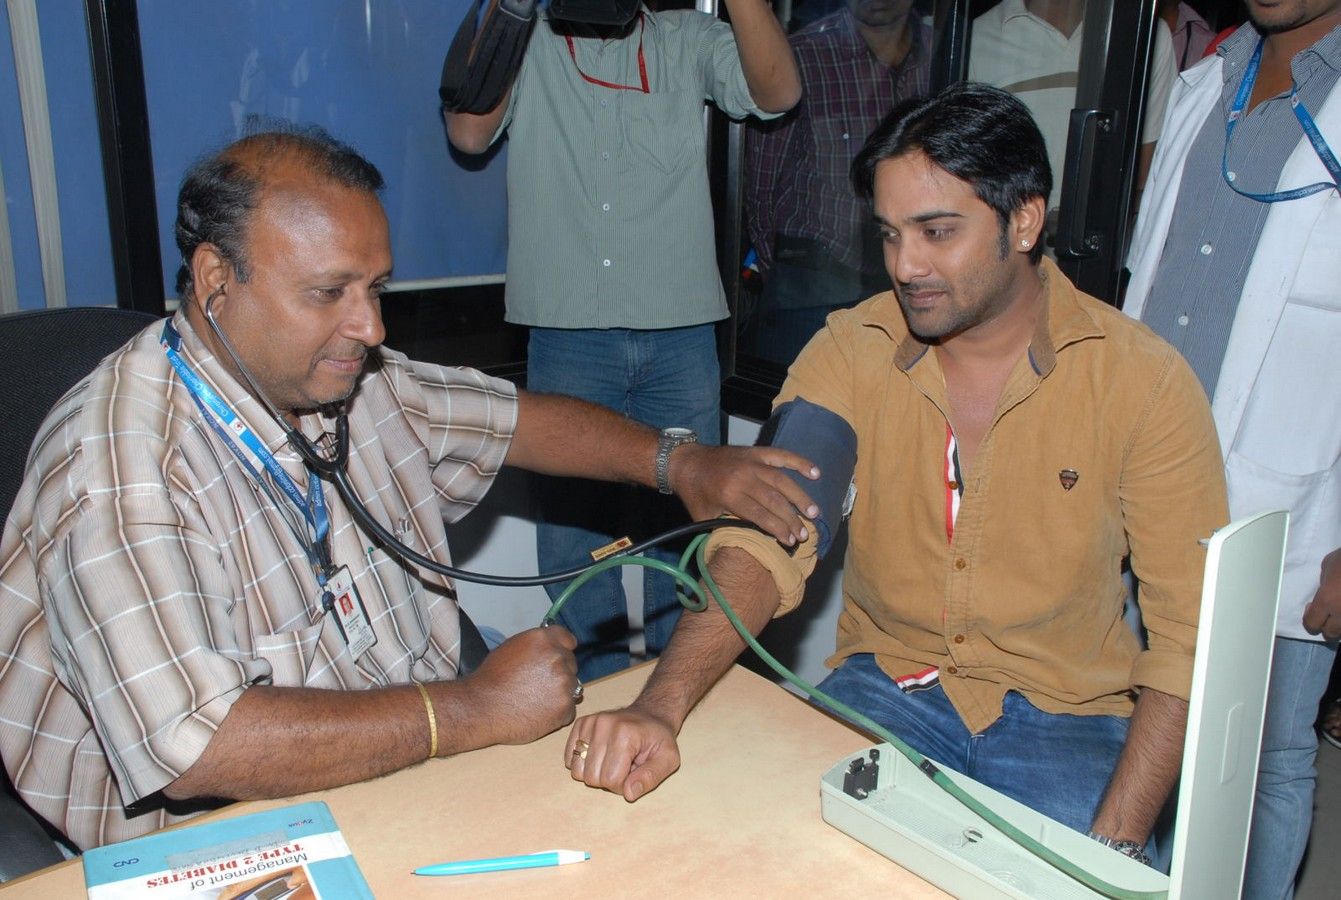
[[821, 745, 1167, 899]]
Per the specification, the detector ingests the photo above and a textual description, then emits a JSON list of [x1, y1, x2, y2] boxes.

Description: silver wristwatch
[[655, 427, 697, 494], [1087, 832, 1151, 867]]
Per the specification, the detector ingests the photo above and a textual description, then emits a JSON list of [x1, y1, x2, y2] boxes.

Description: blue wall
[[138, 1, 510, 294], [39, 0, 116, 308], [0, 0, 115, 310]]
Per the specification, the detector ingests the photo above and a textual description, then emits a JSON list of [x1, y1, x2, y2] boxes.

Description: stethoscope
[[196, 286, 748, 589]]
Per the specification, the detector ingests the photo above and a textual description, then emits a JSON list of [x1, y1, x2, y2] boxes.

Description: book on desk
[[81, 800, 372, 899]]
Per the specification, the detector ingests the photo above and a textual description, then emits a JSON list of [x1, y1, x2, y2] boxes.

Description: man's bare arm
[[722, 0, 801, 113], [564, 546, 782, 800], [506, 391, 819, 545], [165, 626, 577, 801], [1089, 686, 1188, 843]]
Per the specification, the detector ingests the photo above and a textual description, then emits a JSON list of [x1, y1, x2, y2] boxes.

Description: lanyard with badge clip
[[564, 13, 648, 92], [1224, 37, 1341, 202], [161, 320, 377, 659]]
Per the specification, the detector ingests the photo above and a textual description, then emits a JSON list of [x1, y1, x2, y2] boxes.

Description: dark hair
[[174, 122, 385, 299], [851, 82, 1051, 264]]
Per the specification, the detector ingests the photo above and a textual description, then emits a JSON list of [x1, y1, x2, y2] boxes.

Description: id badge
[[323, 565, 377, 660]]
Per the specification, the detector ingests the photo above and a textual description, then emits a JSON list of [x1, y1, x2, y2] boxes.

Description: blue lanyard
[[161, 320, 336, 585], [1223, 38, 1341, 203]]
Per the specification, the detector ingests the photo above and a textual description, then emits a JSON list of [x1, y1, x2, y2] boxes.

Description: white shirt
[[970, 0, 1177, 210]]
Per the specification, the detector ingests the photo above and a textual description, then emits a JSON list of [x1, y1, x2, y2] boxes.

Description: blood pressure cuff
[[439, 0, 537, 115], [756, 398, 856, 559], [702, 398, 856, 615]]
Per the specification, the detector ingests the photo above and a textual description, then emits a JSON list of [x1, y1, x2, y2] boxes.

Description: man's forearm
[[632, 547, 783, 731], [722, 0, 800, 113], [164, 679, 495, 802], [1090, 687, 1188, 843], [506, 390, 658, 485]]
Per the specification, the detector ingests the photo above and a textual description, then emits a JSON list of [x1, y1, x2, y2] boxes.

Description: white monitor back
[[1168, 510, 1288, 899]]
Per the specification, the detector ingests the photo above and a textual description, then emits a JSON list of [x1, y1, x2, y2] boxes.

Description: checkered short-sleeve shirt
[[0, 313, 517, 849]]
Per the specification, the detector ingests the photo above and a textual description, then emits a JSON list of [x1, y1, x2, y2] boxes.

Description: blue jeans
[[1243, 636, 1336, 900], [816, 654, 1130, 835], [527, 326, 721, 680]]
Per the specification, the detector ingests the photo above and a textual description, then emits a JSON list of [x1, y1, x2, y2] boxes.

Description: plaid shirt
[[0, 313, 517, 849], [745, 10, 933, 274]]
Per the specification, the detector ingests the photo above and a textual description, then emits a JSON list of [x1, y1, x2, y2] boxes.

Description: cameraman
[[445, 1, 799, 680]]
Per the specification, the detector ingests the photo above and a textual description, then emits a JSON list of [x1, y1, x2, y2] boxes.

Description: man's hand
[[1303, 547, 1341, 641], [463, 625, 581, 745], [564, 706, 680, 802], [669, 443, 819, 546]]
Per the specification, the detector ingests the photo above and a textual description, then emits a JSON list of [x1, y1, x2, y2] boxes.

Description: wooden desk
[[2, 665, 946, 897]]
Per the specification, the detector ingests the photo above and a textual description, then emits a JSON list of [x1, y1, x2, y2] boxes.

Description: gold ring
[[572, 739, 590, 763]]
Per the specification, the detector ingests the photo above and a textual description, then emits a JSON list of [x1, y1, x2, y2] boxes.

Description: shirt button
[[602, 203, 611, 211], [1177, 314, 1190, 326], [954, 634, 966, 644], [600, 98, 608, 108], [1200, 243, 1213, 255], [601, 151, 610, 160], [842, 132, 849, 140], [946, 665, 959, 675], [954, 558, 967, 571], [1227, 171, 1237, 182], [602, 259, 612, 267]]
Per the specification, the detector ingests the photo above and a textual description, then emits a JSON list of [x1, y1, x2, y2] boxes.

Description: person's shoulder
[[1075, 289, 1164, 350], [50, 323, 176, 438], [24, 323, 176, 510], [649, 7, 716, 30], [791, 10, 849, 47], [366, 348, 518, 403], [1073, 290, 1192, 384], [971, 0, 1012, 29]]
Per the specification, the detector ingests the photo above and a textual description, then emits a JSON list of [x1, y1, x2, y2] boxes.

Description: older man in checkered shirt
[[0, 127, 818, 851]]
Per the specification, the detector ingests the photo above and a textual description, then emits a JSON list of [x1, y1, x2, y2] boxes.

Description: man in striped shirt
[[0, 127, 818, 850]]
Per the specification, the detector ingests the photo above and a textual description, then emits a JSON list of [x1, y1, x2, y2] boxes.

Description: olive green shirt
[[494, 10, 779, 328], [712, 259, 1228, 734]]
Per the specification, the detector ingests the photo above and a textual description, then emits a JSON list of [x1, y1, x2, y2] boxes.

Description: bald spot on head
[[174, 126, 384, 301]]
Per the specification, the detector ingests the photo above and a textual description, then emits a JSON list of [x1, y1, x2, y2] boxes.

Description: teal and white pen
[[412, 849, 589, 876]]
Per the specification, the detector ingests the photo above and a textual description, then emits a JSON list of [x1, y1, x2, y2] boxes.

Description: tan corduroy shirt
[[710, 259, 1228, 734]]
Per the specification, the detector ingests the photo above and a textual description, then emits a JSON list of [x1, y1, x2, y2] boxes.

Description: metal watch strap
[[655, 428, 696, 495], [1087, 832, 1151, 866]]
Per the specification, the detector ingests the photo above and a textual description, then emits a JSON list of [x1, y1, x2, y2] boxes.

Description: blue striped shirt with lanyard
[[1224, 37, 1341, 202], [1141, 23, 1341, 398]]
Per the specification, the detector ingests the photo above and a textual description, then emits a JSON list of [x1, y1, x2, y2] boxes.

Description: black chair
[[0, 307, 488, 878], [0, 307, 160, 880]]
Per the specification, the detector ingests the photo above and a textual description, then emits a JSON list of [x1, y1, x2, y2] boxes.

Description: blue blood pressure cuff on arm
[[756, 397, 857, 559]]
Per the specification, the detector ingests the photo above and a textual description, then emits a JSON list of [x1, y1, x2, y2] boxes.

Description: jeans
[[816, 654, 1130, 835], [1243, 636, 1337, 900], [527, 325, 721, 680]]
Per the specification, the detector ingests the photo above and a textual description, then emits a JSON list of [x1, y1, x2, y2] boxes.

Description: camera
[[549, 0, 642, 27]]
